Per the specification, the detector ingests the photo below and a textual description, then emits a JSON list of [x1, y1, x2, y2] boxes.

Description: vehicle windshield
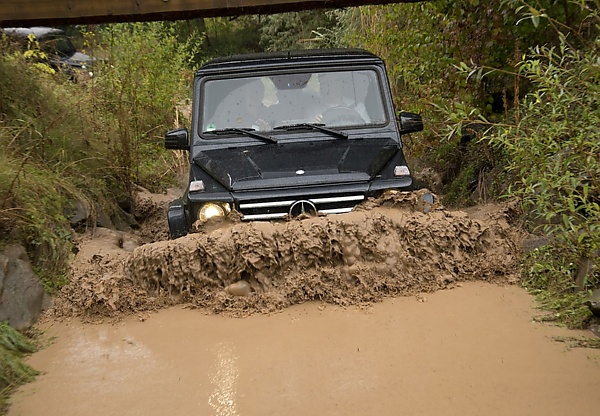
[[200, 69, 387, 134], [40, 35, 76, 58]]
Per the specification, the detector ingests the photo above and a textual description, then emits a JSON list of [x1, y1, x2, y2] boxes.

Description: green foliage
[[489, 30, 599, 242], [0, 322, 39, 413], [553, 336, 600, 349], [442, 161, 478, 207], [335, 3, 458, 114], [0, 45, 93, 279], [329, 0, 595, 203], [259, 11, 336, 51], [456, 2, 599, 326], [0, 23, 196, 286], [22, 33, 55, 75], [95, 22, 197, 192], [522, 246, 595, 328], [492, 31, 600, 317], [203, 16, 261, 57]]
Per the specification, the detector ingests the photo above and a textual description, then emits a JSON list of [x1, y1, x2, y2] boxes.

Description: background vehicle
[[165, 49, 428, 238], [2, 26, 96, 77]]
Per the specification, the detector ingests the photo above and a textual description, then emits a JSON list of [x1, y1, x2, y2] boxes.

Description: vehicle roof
[[198, 48, 383, 74], [2, 27, 64, 38]]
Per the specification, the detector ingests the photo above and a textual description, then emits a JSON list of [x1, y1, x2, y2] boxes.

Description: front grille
[[238, 194, 365, 220]]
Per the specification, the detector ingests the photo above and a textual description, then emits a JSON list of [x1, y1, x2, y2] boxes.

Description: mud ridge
[[48, 192, 521, 319]]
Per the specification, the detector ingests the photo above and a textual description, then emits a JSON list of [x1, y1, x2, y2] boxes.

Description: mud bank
[[50, 193, 521, 319]]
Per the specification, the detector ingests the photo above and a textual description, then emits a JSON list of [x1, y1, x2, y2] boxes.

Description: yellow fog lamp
[[198, 202, 231, 222]]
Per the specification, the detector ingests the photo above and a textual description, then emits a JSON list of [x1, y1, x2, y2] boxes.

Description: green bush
[[522, 245, 594, 328], [0, 322, 38, 414], [480, 4, 599, 326], [95, 22, 197, 192], [0, 45, 104, 278], [328, 0, 595, 204]]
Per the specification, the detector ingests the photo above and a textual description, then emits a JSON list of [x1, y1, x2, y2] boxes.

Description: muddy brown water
[[9, 194, 600, 414], [9, 283, 600, 416]]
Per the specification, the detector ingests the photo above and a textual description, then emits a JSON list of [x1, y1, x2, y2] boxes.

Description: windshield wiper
[[273, 123, 348, 139], [201, 128, 278, 144]]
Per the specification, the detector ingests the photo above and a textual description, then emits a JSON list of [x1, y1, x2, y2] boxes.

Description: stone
[[225, 280, 252, 297], [586, 288, 600, 318], [0, 245, 48, 329], [521, 236, 552, 254]]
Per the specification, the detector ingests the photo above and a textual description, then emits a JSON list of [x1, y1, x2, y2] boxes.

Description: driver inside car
[[313, 73, 370, 125]]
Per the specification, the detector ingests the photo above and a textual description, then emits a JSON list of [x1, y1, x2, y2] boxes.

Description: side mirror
[[399, 112, 423, 134], [165, 128, 189, 150]]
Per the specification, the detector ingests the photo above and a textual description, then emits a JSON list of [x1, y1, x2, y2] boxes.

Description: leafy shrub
[[522, 245, 594, 328], [94, 22, 197, 192], [259, 11, 336, 51], [0, 43, 104, 277], [0, 322, 38, 413], [476, 3, 599, 326], [328, 0, 595, 205]]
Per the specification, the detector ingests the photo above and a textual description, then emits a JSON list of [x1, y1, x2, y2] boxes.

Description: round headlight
[[198, 203, 231, 222]]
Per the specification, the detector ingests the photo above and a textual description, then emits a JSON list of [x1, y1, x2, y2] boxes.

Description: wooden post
[[0, 0, 425, 27]]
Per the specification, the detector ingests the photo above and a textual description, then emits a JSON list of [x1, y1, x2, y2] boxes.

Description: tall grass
[[0, 48, 106, 281], [94, 22, 197, 192], [0, 322, 38, 414]]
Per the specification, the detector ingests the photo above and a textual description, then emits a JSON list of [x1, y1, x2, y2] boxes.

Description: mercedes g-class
[[165, 49, 426, 238]]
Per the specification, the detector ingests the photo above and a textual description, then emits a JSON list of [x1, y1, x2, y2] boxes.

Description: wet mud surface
[[49, 191, 521, 320]]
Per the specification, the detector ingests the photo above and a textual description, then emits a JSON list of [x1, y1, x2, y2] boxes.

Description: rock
[[0, 245, 49, 329], [67, 199, 92, 232], [68, 197, 140, 233], [111, 207, 140, 233], [225, 281, 252, 297], [586, 289, 600, 317], [96, 209, 115, 230], [521, 236, 552, 254]]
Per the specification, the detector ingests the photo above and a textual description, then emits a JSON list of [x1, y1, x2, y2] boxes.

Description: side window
[[54, 37, 76, 58]]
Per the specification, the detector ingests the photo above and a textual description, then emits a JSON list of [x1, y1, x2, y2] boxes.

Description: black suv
[[165, 49, 425, 238]]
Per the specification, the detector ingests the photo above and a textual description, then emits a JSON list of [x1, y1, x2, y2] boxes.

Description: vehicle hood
[[193, 138, 398, 191], [62, 51, 95, 67]]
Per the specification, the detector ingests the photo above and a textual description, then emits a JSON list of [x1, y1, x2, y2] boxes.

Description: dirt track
[[7, 191, 600, 414]]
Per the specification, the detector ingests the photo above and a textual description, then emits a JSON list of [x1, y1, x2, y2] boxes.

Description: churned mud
[[49, 190, 521, 320]]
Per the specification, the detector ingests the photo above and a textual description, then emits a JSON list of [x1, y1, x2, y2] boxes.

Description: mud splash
[[49, 191, 521, 319]]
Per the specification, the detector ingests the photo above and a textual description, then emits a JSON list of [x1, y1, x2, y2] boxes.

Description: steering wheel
[[320, 106, 365, 126]]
